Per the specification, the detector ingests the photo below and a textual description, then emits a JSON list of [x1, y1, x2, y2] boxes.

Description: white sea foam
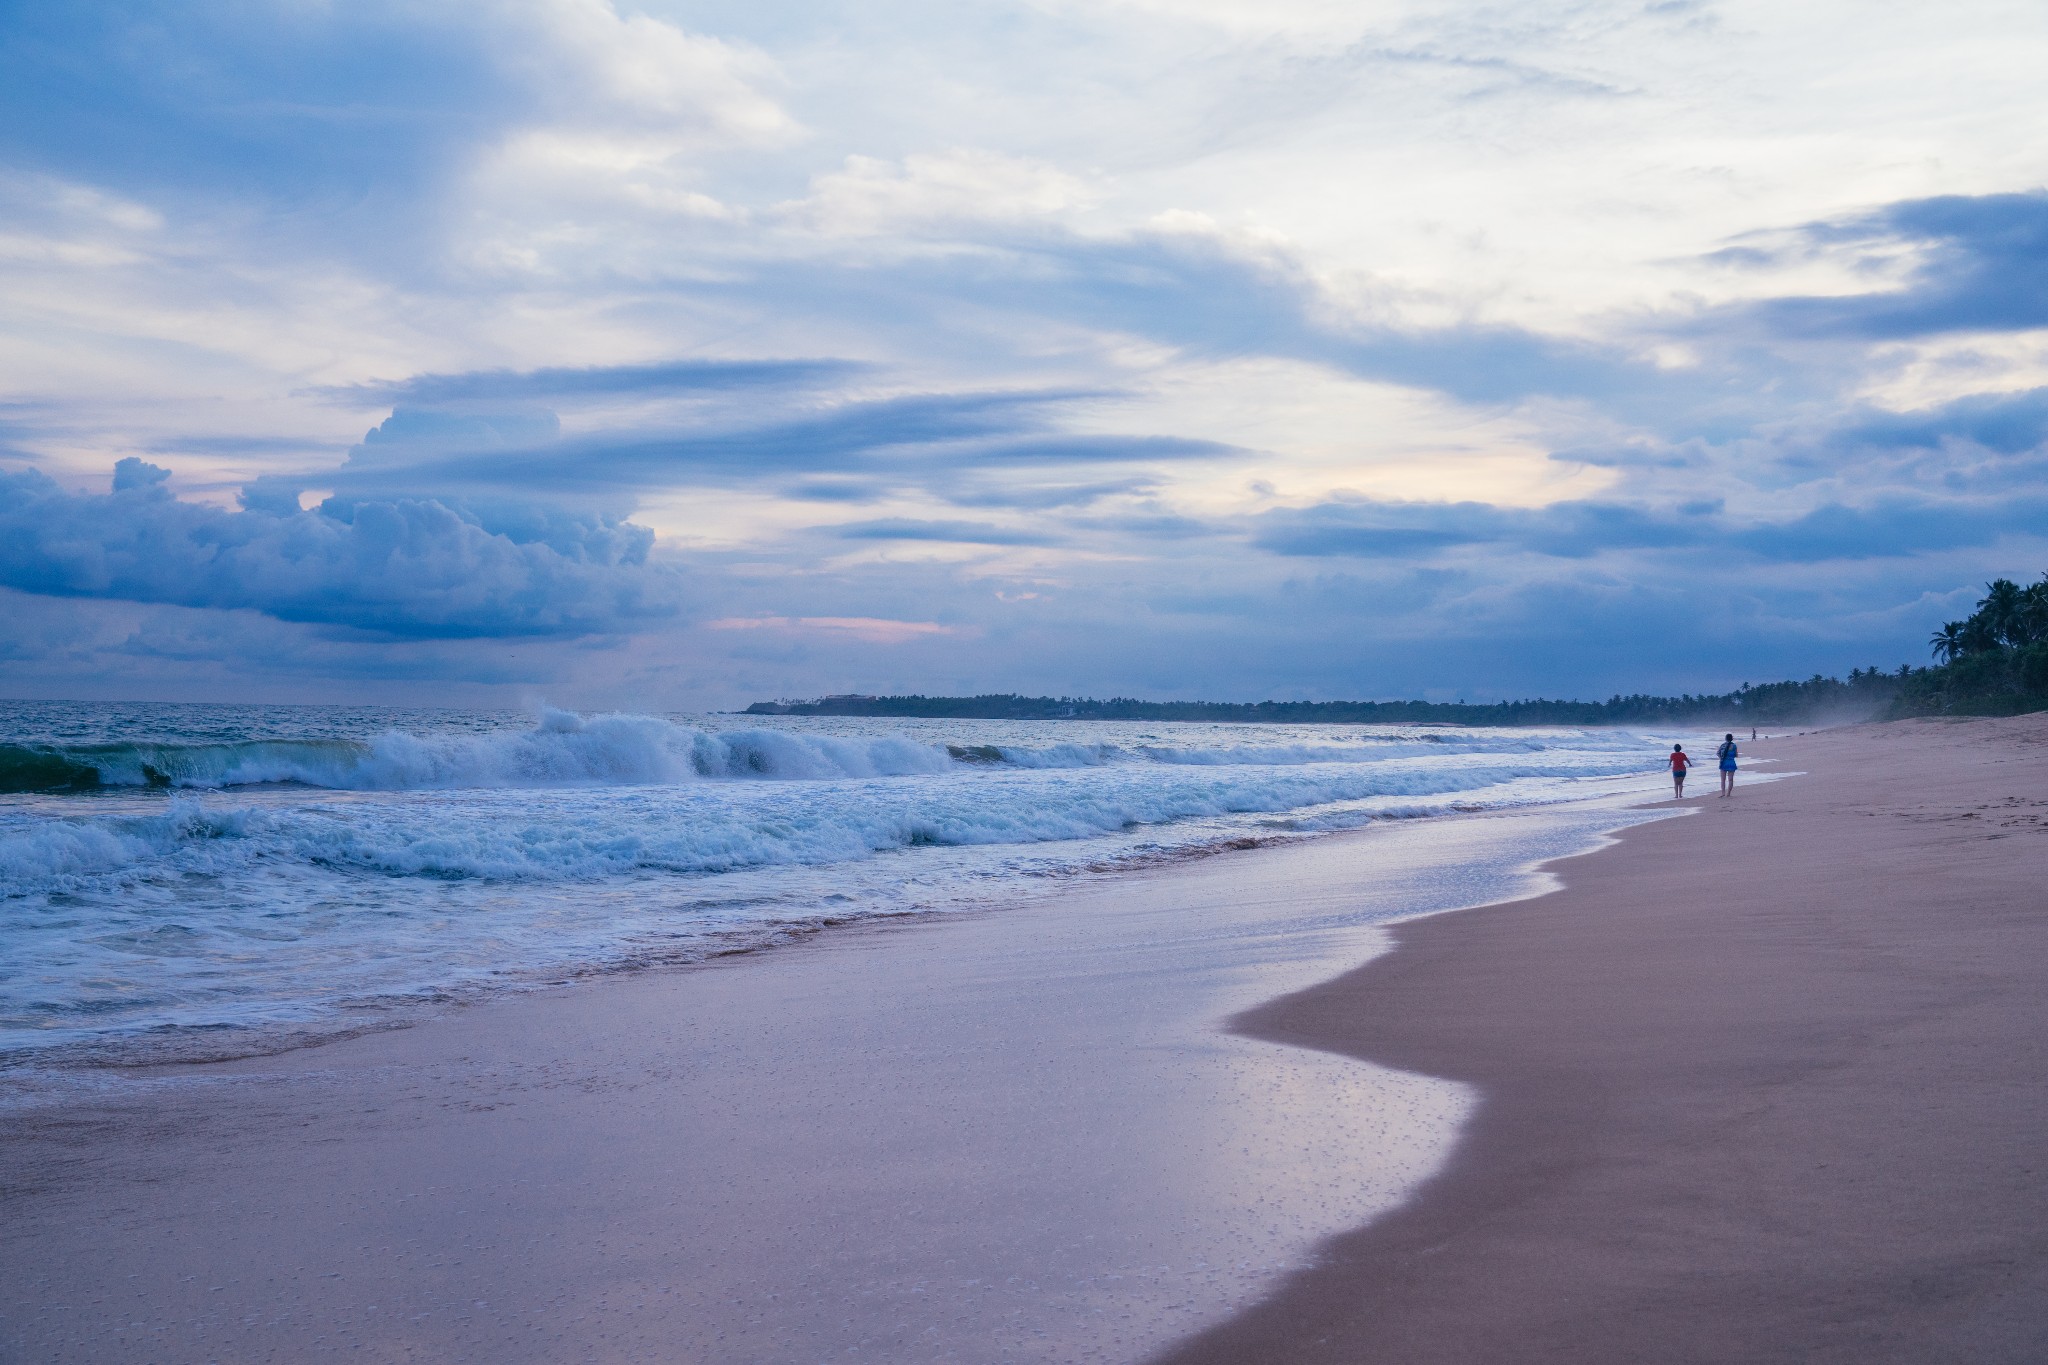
[[6, 709, 1583, 795], [0, 706, 1677, 1056]]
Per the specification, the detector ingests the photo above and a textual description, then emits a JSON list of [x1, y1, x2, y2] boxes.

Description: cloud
[[940, 476, 1158, 509], [10, 5, 2048, 706], [705, 615, 965, 644], [831, 518, 1063, 546], [1730, 495, 2048, 562], [1252, 498, 1708, 560], [1832, 387, 2048, 456], [503, 0, 792, 141], [324, 358, 865, 408], [788, 150, 1094, 236], [1251, 492, 2048, 565], [0, 5, 516, 235], [1726, 191, 2048, 340], [0, 462, 677, 638], [282, 390, 1235, 503], [753, 223, 1667, 409]]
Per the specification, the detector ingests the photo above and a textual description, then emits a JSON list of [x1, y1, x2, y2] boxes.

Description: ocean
[[0, 700, 1672, 1063]]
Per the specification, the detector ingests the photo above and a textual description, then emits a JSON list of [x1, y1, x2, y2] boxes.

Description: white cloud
[[461, 0, 796, 272], [498, 0, 794, 140], [786, 150, 1095, 237]]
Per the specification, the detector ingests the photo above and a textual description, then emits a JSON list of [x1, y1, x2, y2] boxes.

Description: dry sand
[[1156, 715, 2048, 1364]]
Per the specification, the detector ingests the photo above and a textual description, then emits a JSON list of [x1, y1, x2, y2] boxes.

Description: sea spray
[[0, 702, 1676, 1057]]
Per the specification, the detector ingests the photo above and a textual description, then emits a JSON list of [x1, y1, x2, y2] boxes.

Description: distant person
[[1668, 744, 1692, 797], [1717, 733, 1739, 797], [1750, 727, 1756, 741]]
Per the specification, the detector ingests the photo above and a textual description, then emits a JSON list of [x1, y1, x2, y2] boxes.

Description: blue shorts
[[1719, 760, 1737, 771]]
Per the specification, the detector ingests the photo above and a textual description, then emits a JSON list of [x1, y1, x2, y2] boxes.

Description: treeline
[[745, 576, 2048, 727], [744, 676, 1909, 727], [1901, 574, 2048, 716]]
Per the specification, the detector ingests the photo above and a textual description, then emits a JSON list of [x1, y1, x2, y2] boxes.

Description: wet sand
[[1157, 715, 2048, 1364], [0, 793, 1659, 1363]]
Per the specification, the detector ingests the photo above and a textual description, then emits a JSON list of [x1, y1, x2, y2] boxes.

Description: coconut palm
[[1978, 578, 2025, 648], [1930, 621, 1966, 663], [2016, 575, 2048, 648]]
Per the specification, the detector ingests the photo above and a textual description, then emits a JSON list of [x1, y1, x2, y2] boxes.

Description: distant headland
[[744, 678, 1894, 727], [748, 577, 2048, 727]]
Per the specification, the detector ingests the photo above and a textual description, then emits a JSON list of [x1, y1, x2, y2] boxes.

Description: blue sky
[[3, 0, 2047, 707]]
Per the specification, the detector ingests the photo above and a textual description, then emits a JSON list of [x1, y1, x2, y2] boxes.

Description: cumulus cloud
[[499, 0, 793, 141], [0, 462, 677, 638]]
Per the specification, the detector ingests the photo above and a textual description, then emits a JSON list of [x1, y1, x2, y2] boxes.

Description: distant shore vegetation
[[748, 576, 2048, 727]]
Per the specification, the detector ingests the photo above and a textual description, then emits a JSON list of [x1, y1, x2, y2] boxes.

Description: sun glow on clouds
[[3, 0, 2048, 705]]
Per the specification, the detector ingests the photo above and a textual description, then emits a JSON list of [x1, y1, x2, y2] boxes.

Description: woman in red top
[[1668, 743, 1692, 798]]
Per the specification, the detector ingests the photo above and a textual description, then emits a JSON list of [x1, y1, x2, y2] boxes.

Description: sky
[[3, 0, 2047, 708]]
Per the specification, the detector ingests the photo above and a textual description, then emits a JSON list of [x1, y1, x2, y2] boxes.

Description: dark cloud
[[1832, 387, 2048, 455], [831, 518, 1062, 546], [957, 434, 1238, 464], [1731, 495, 2048, 562], [324, 359, 865, 407], [244, 392, 1235, 510], [0, 4, 516, 266], [1727, 191, 2048, 340], [1075, 512, 1216, 539], [1252, 492, 2048, 565], [943, 477, 1157, 509], [147, 433, 350, 457], [783, 479, 891, 503], [0, 464, 677, 639], [1253, 499, 1710, 560]]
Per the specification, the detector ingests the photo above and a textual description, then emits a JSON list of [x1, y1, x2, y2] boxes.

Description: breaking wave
[[0, 757, 1622, 896], [0, 702, 1677, 1055], [0, 708, 1567, 794]]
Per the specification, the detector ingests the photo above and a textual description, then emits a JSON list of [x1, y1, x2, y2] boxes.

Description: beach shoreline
[[1155, 715, 2048, 1364], [12, 717, 2041, 1361], [1, 786, 1662, 1363]]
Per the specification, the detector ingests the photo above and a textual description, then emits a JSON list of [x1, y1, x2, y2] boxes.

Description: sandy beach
[[1160, 715, 2048, 1363], [5, 716, 2046, 1362]]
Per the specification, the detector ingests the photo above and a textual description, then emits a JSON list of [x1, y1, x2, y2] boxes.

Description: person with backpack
[[1668, 743, 1692, 798], [1717, 733, 1739, 797]]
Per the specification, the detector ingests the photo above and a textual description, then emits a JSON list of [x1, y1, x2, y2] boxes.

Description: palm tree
[[2016, 575, 2048, 648], [1979, 578, 2025, 648], [1930, 621, 1966, 664]]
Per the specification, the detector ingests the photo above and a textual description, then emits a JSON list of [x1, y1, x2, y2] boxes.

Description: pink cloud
[[706, 615, 966, 644]]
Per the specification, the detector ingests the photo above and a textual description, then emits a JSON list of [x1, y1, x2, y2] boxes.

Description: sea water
[[0, 701, 1670, 1061]]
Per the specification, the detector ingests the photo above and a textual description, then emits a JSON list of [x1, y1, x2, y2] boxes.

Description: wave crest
[[0, 709, 1589, 794], [0, 710, 960, 792]]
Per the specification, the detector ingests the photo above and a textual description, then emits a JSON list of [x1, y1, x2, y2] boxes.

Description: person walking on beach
[[1717, 733, 1739, 797], [1668, 744, 1692, 798]]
